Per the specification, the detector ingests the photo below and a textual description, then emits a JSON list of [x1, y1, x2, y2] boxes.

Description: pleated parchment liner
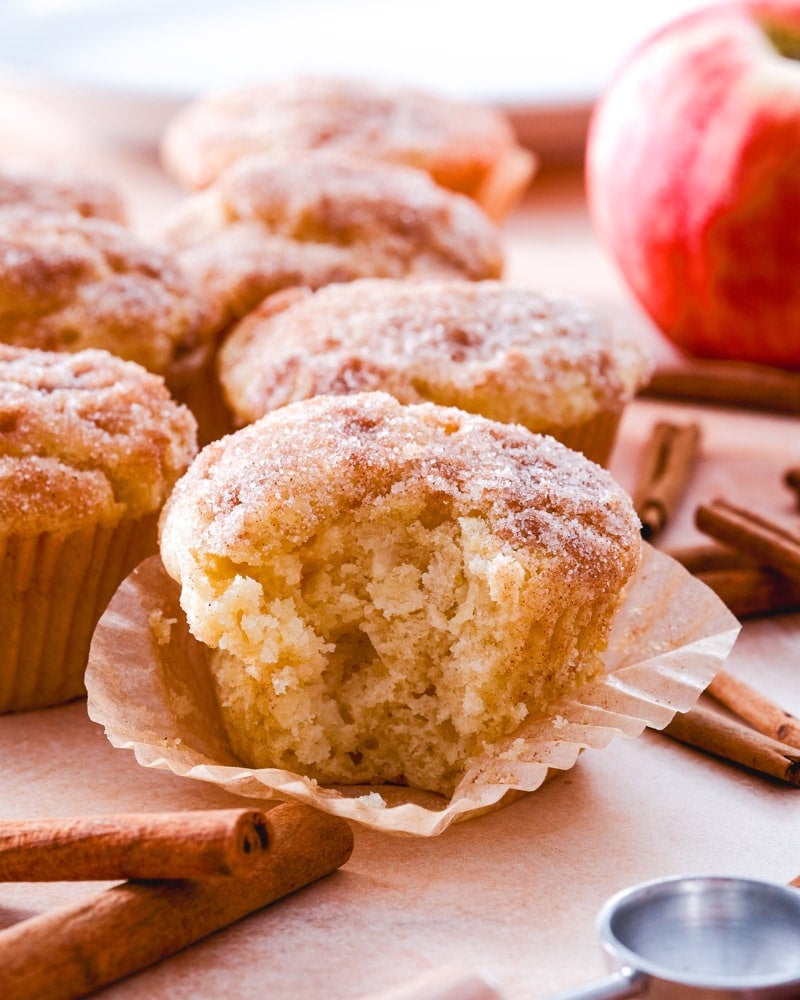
[[86, 544, 741, 837]]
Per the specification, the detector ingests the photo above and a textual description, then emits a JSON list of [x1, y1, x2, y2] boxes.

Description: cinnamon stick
[[694, 565, 800, 619], [786, 467, 800, 507], [0, 808, 269, 882], [632, 421, 701, 538], [0, 801, 354, 1000], [708, 672, 800, 749], [661, 702, 800, 786], [664, 543, 800, 617], [695, 498, 800, 583], [665, 543, 754, 575], [639, 360, 800, 414]]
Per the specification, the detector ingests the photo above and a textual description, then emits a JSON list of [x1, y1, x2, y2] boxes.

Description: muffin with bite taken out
[[158, 391, 642, 795]]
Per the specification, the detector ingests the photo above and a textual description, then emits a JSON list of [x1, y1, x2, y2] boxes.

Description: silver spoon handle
[[546, 968, 646, 1000]]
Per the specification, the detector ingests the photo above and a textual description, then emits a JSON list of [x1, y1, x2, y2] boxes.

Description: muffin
[[217, 279, 652, 466], [0, 161, 127, 223], [0, 206, 213, 389], [158, 391, 642, 796], [0, 345, 198, 712], [160, 75, 536, 220], [160, 152, 505, 333]]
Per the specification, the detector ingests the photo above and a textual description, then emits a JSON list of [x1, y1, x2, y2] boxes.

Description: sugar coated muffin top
[[0, 207, 213, 382], [218, 279, 652, 429], [0, 345, 198, 534], [0, 162, 127, 223], [160, 74, 534, 210], [160, 391, 640, 598], [161, 153, 504, 329]]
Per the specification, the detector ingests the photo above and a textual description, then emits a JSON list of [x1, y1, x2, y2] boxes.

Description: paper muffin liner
[[85, 544, 740, 836], [0, 514, 159, 713], [474, 146, 538, 222], [554, 410, 623, 468], [171, 366, 232, 447]]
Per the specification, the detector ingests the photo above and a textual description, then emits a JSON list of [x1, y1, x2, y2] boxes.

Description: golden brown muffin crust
[[0, 162, 127, 223], [218, 279, 652, 429], [0, 345, 197, 534], [161, 153, 504, 329], [161, 391, 639, 592], [160, 74, 530, 200], [0, 207, 213, 381]]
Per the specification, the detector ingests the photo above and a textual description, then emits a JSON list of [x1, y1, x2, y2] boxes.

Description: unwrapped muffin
[[218, 279, 652, 466], [0, 161, 127, 223], [0, 206, 213, 388], [160, 152, 505, 334], [160, 75, 535, 220], [158, 391, 642, 796], [0, 346, 197, 711]]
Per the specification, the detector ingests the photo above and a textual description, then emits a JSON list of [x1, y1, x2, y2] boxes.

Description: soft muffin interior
[[201, 489, 615, 796]]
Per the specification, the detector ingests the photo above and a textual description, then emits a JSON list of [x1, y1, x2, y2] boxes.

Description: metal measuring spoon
[[550, 874, 800, 999]]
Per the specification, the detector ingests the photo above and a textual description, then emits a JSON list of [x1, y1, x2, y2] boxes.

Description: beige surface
[[1, 88, 799, 1000]]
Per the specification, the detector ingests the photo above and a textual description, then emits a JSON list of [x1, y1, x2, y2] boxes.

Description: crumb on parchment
[[149, 608, 178, 645]]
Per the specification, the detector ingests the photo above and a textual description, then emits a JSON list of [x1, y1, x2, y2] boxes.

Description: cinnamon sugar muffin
[[160, 75, 535, 220], [0, 162, 127, 223], [160, 152, 504, 333], [159, 391, 642, 796], [0, 206, 213, 388], [0, 345, 197, 711], [218, 279, 652, 466]]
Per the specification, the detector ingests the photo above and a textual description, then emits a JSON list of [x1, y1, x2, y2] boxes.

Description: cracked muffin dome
[[159, 74, 535, 220], [218, 279, 652, 466], [159, 391, 642, 796], [0, 161, 127, 223], [0, 345, 198, 711], [160, 151, 504, 333], [0, 206, 213, 387]]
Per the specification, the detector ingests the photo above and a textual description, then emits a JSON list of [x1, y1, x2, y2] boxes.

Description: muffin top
[[0, 162, 127, 223], [0, 207, 213, 383], [163, 153, 503, 330], [218, 279, 652, 429], [160, 390, 641, 599], [0, 345, 198, 535], [161, 153, 504, 330], [160, 74, 533, 212]]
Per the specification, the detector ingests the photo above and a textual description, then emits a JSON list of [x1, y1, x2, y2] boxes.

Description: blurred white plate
[[0, 0, 709, 159]]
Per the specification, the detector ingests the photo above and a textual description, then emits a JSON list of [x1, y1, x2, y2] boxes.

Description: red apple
[[586, 1, 800, 369]]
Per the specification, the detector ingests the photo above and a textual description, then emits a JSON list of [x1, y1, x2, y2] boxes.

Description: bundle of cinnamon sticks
[[662, 672, 800, 789], [630, 411, 800, 785], [0, 802, 353, 1000], [661, 499, 800, 784], [631, 416, 800, 617], [672, 498, 800, 619]]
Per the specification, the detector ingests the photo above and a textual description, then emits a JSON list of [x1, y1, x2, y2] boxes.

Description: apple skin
[[586, 1, 800, 369]]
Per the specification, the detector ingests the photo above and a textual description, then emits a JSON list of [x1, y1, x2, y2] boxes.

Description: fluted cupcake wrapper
[[85, 544, 741, 836], [554, 409, 623, 468], [0, 514, 158, 713], [171, 350, 234, 447]]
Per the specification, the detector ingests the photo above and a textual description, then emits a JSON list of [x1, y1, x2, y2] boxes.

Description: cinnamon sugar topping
[[0, 207, 213, 381], [163, 392, 639, 594], [0, 162, 127, 223], [218, 278, 651, 431], [160, 74, 531, 202], [161, 154, 504, 328], [0, 345, 197, 533]]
